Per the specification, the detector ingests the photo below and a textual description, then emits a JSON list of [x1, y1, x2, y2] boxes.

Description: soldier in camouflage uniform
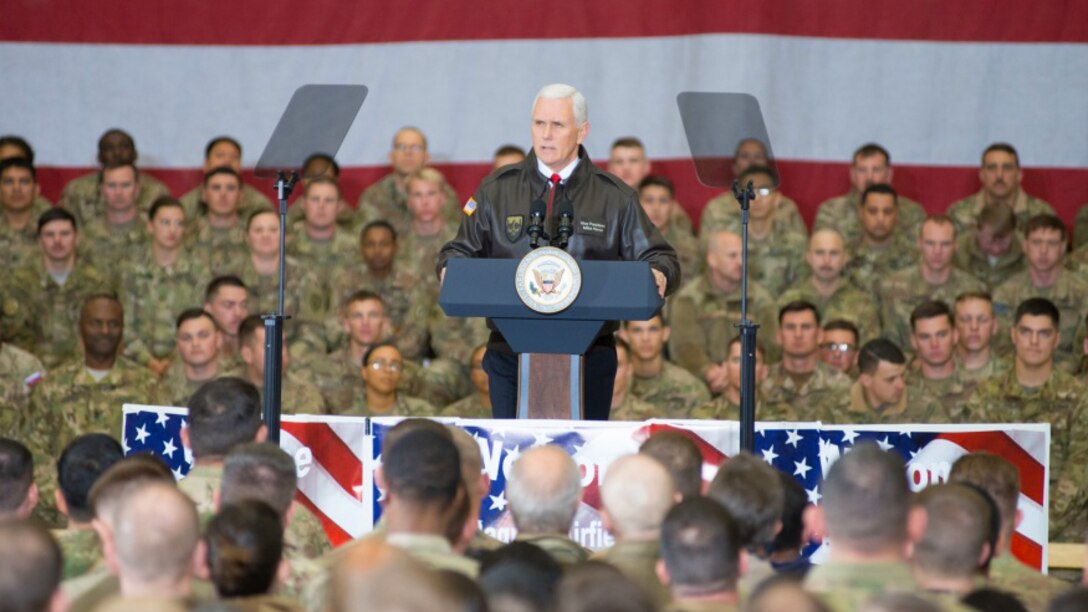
[[202, 275, 249, 372], [876, 216, 985, 349], [669, 230, 779, 395], [691, 337, 805, 421], [963, 298, 1088, 543], [57, 129, 171, 228], [819, 320, 861, 378], [761, 301, 852, 418], [395, 168, 458, 299], [610, 337, 664, 421], [0, 158, 50, 270], [607, 137, 694, 236], [177, 136, 272, 222], [620, 315, 709, 418], [700, 137, 805, 238], [79, 162, 151, 285], [186, 167, 249, 275], [9, 208, 112, 368], [286, 177, 360, 284], [993, 215, 1088, 371], [440, 345, 493, 419], [777, 229, 881, 345], [638, 175, 702, 283], [118, 198, 209, 374], [953, 200, 1026, 290], [52, 433, 123, 580], [158, 309, 226, 408], [813, 143, 928, 246], [0, 331, 45, 415], [286, 152, 354, 230], [952, 292, 1009, 386], [353, 127, 460, 235], [346, 343, 438, 417], [425, 300, 488, 407], [946, 143, 1055, 237], [904, 301, 975, 420], [237, 315, 326, 415], [843, 184, 919, 293]]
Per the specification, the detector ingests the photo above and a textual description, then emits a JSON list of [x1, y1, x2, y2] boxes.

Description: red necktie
[[545, 173, 561, 221]]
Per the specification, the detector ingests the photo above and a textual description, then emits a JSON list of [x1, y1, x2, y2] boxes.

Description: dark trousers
[[483, 344, 617, 421]]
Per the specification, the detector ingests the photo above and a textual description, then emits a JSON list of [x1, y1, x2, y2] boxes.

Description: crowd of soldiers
[[2, 127, 1088, 610]]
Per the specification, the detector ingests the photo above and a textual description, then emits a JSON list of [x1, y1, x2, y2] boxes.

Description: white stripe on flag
[[280, 429, 369, 538], [1015, 493, 1047, 548]]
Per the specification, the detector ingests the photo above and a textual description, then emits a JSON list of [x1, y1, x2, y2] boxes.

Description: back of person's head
[[601, 453, 675, 540], [0, 437, 35, 519], [187, 377, 263, 458], [480, 541, 563, 612], [205, 500, 284, 598], [507, 445, 582, 535], [706, 451, 785, 549], [113, 481, 200, 587], [948, 452, 1019, 540], [660, 496, 743, 596], [219, 442, 297, 519], [384, 427, 462, 507], [912, 484, 992, 580], [745, 574, 831, 612], [56, 433, 125, 523], [961, 587, 1029, 612], [447, 426, 486, 497], [0, 520, 62, 612], [638, 430, 703, 499], [382, 418, 451, 456], [555, 561, 656, 612], [435, 569, 489, 612], [331, 541, 453, 612], [861, 592, 942, 612], [1047, 586, 1088, 612], [770, 471, 808, 557], [88, 454, 176, 527], [820, 442, 910, 554]]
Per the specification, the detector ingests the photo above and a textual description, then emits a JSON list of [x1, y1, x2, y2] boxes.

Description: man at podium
[[437, 84, 680, 420]]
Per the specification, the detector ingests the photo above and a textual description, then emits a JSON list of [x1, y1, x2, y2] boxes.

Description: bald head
[[706, 231, 743, 287], [806, 229, 848, 281], [706, 230, 742, 256], [113, 482, 200, 587], [507, 446, 582, 535], [601, 454, 675, 539]]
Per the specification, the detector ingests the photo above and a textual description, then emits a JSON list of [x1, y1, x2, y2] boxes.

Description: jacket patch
[[577, 219, 606, 236], [505, 215, 525, 241]]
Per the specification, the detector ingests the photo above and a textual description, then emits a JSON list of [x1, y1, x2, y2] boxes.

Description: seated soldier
[[638, 431, 703, 501], [761, 301, 851, 414], [52, 433, 123, 580], [819, 319, 861, 377], [8, 208, 111, 367], [0, 157, 48, 269], [507, 445, 589, 566], [952, 292, 1008, 386], [946, 143, 1054, 236], [657, 496, 745, 609], [843, 184, 919, 293], [188, 167, 248, 274], [964, 298, 1088, 543], [608, 337, 658, 421], [396, 168, 458, 295], [877, 215, 984, 349], [119, 197, 209, 375], [905, 301, 974, 420], [700, 137, 805, 236], [81, 161, 152, 280], [423, 299, 488, 408], [178, 136, 272, 221], [440, 344, 493, 419], [57, 129, 170, 226], [693, 335, 783, 420], [0, 520, 64, 612], [0, 437, 38, 521], [706, 452, 785, 590], [202, 275, 249, 371], [347, 342, 436, 417], [237, 314, 326, 415], [205, 500, 299, 607], [492, 144, 526, 170], [727, 165, 809, 296], [638, 175, 701, 282], [910, 484, 994, 597], [814, 143, 927, 245], [621, 313, 710, 418], [287, 152, 352, 229], [354, 127, 459, 235], [0, 134, 53, 214], [0, 317, 44, 419], [286, 177, 358, 282], [669, 230, 779, 394], [954, 200, 1025, 290], [158, 309, 224, 408], [609, 137, 692, 233]]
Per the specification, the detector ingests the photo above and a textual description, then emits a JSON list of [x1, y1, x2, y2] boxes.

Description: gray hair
[[507, 445, 582, 535], [533, 84, 588, 127]]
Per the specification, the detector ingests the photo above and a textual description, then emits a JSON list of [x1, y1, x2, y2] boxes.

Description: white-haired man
[[507, 445, 589, 565]]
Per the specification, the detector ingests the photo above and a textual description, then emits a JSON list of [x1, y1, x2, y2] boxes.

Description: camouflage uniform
[[953, 231, 1025, 291], [229, 255, 329, 357], [592, 539, 671, 608], [327, 265, 432, 360], [963, 368, 1088, 542], [776, 277, 881, 344], [344, 391, 437, 418], [53, 528, 102, 580], [80, 217, 148, 286], [0, 199, 48, 270], [9, 257, 112, 368], [58, 172, 171, 228], [609, 393, 659, 421], [395, 224, 457, 297], [904, 370, 975, 422], [992, 269, 1088, 369], [814, 190, 927, 247], [668, 274, 779, 380], [742, 221, 809, 297], [515, 533, 589, 566], [309, 348, 365, 410], [876, 266, 985, 349], [157, 361, 216, 408], [804, 561, 927, 612], [256, 372, 326, 415], [386, 532, 479, 577], [179, 183, 272, 224], [439, 393, 492, 419], [0, 342, 45, 413], [118, 250, 210, 365], [815, 381, 947, 425], [416, 359, 473, 408], [690, 395, 803, 422], [186, 218, 248, 276], [760, 362, 852, 419], [630, 361, 711, 418], [353, 173, 460, 236], [946, 190, 1054, 237], [1074, 204, 1088, 250], [661, 221, 702, 285], [224, 594, 306, 612], [844, 232, 919, 294], [988, 553, 1070, 612], [953, 353, 1009, 388], [286, 225, 360, 285], [424, 303, 488, 406], [700, 192, 805, 238]]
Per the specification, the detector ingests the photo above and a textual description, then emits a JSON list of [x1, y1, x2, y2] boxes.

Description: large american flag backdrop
[[2, 1, 1086, 227], [121, 405, 1051, 571]]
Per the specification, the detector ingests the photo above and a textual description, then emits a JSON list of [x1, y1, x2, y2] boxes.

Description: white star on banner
[[155, 411, 170, 427], [489, 491, 508, 512], [531, 432, 554, 447], [909, 448, 919, 460], [135, 425, 150, 444], [163, 438, 178, 458], [761, 445, 779, 465], [121, 439, 130, 454], [785, 430, 803, 448], [807, 485, 822, 504], [877, 436, 894, 451], [841, 429, 859, 445], [793, 457, 812, 478], [172, 467, 184, 481], [505, 447, 521, 465]]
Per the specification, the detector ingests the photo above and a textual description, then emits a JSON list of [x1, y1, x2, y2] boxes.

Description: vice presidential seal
[[515, 247, 582, 314]]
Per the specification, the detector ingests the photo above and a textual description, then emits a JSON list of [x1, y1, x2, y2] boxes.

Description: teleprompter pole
[[732, 179, 760, 453], [262, 170, 298, 444]]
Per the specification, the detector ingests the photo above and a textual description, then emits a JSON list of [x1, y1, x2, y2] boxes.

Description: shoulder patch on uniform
[[24, 371, 43, 388], [463, 198, 478, 216]]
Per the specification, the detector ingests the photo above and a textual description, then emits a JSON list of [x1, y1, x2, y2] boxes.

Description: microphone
[[556, 199, 574, 250], [528, 199, 546, 248]]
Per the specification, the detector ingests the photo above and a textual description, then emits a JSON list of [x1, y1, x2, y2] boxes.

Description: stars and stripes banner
[[122, 406, 1049, 569], [4, 1, 1087, 229]]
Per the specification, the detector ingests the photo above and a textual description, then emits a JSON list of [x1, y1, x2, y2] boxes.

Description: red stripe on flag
[[295, 492, 354, 548], [3, 1, 1086, 45], [280, 421, 362, 498], [937, 431, 1045, 505], [1009, 531, 1043, 570]]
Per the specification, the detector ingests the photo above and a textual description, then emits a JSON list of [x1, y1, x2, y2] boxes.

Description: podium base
[[516, 353, 583, 419]]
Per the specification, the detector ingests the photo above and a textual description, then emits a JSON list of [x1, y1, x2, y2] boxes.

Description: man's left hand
[[652, 269, 667, 298]]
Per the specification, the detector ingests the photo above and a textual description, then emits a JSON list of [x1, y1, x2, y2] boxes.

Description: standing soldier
[[844, 184, 919, 293], [953, 200, 1025, 290], [0, 158, 47, 269], [620, 314, 709, 418], [946, 143, 1054, 236], [178, 136, 272, 221], [286, 177, 358, 284]]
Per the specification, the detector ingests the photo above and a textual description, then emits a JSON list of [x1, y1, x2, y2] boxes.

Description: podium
[[440, 257, 662, 419]]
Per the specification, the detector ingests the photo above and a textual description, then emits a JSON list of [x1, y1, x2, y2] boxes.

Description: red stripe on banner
[[280, 421, 362, 498], [34, 161, 1088, 235], [3, 1, 1086, 45], [936, 432, 1046, 505], [295, 493, 353, 548], [1009, 531, 1043, 571]]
